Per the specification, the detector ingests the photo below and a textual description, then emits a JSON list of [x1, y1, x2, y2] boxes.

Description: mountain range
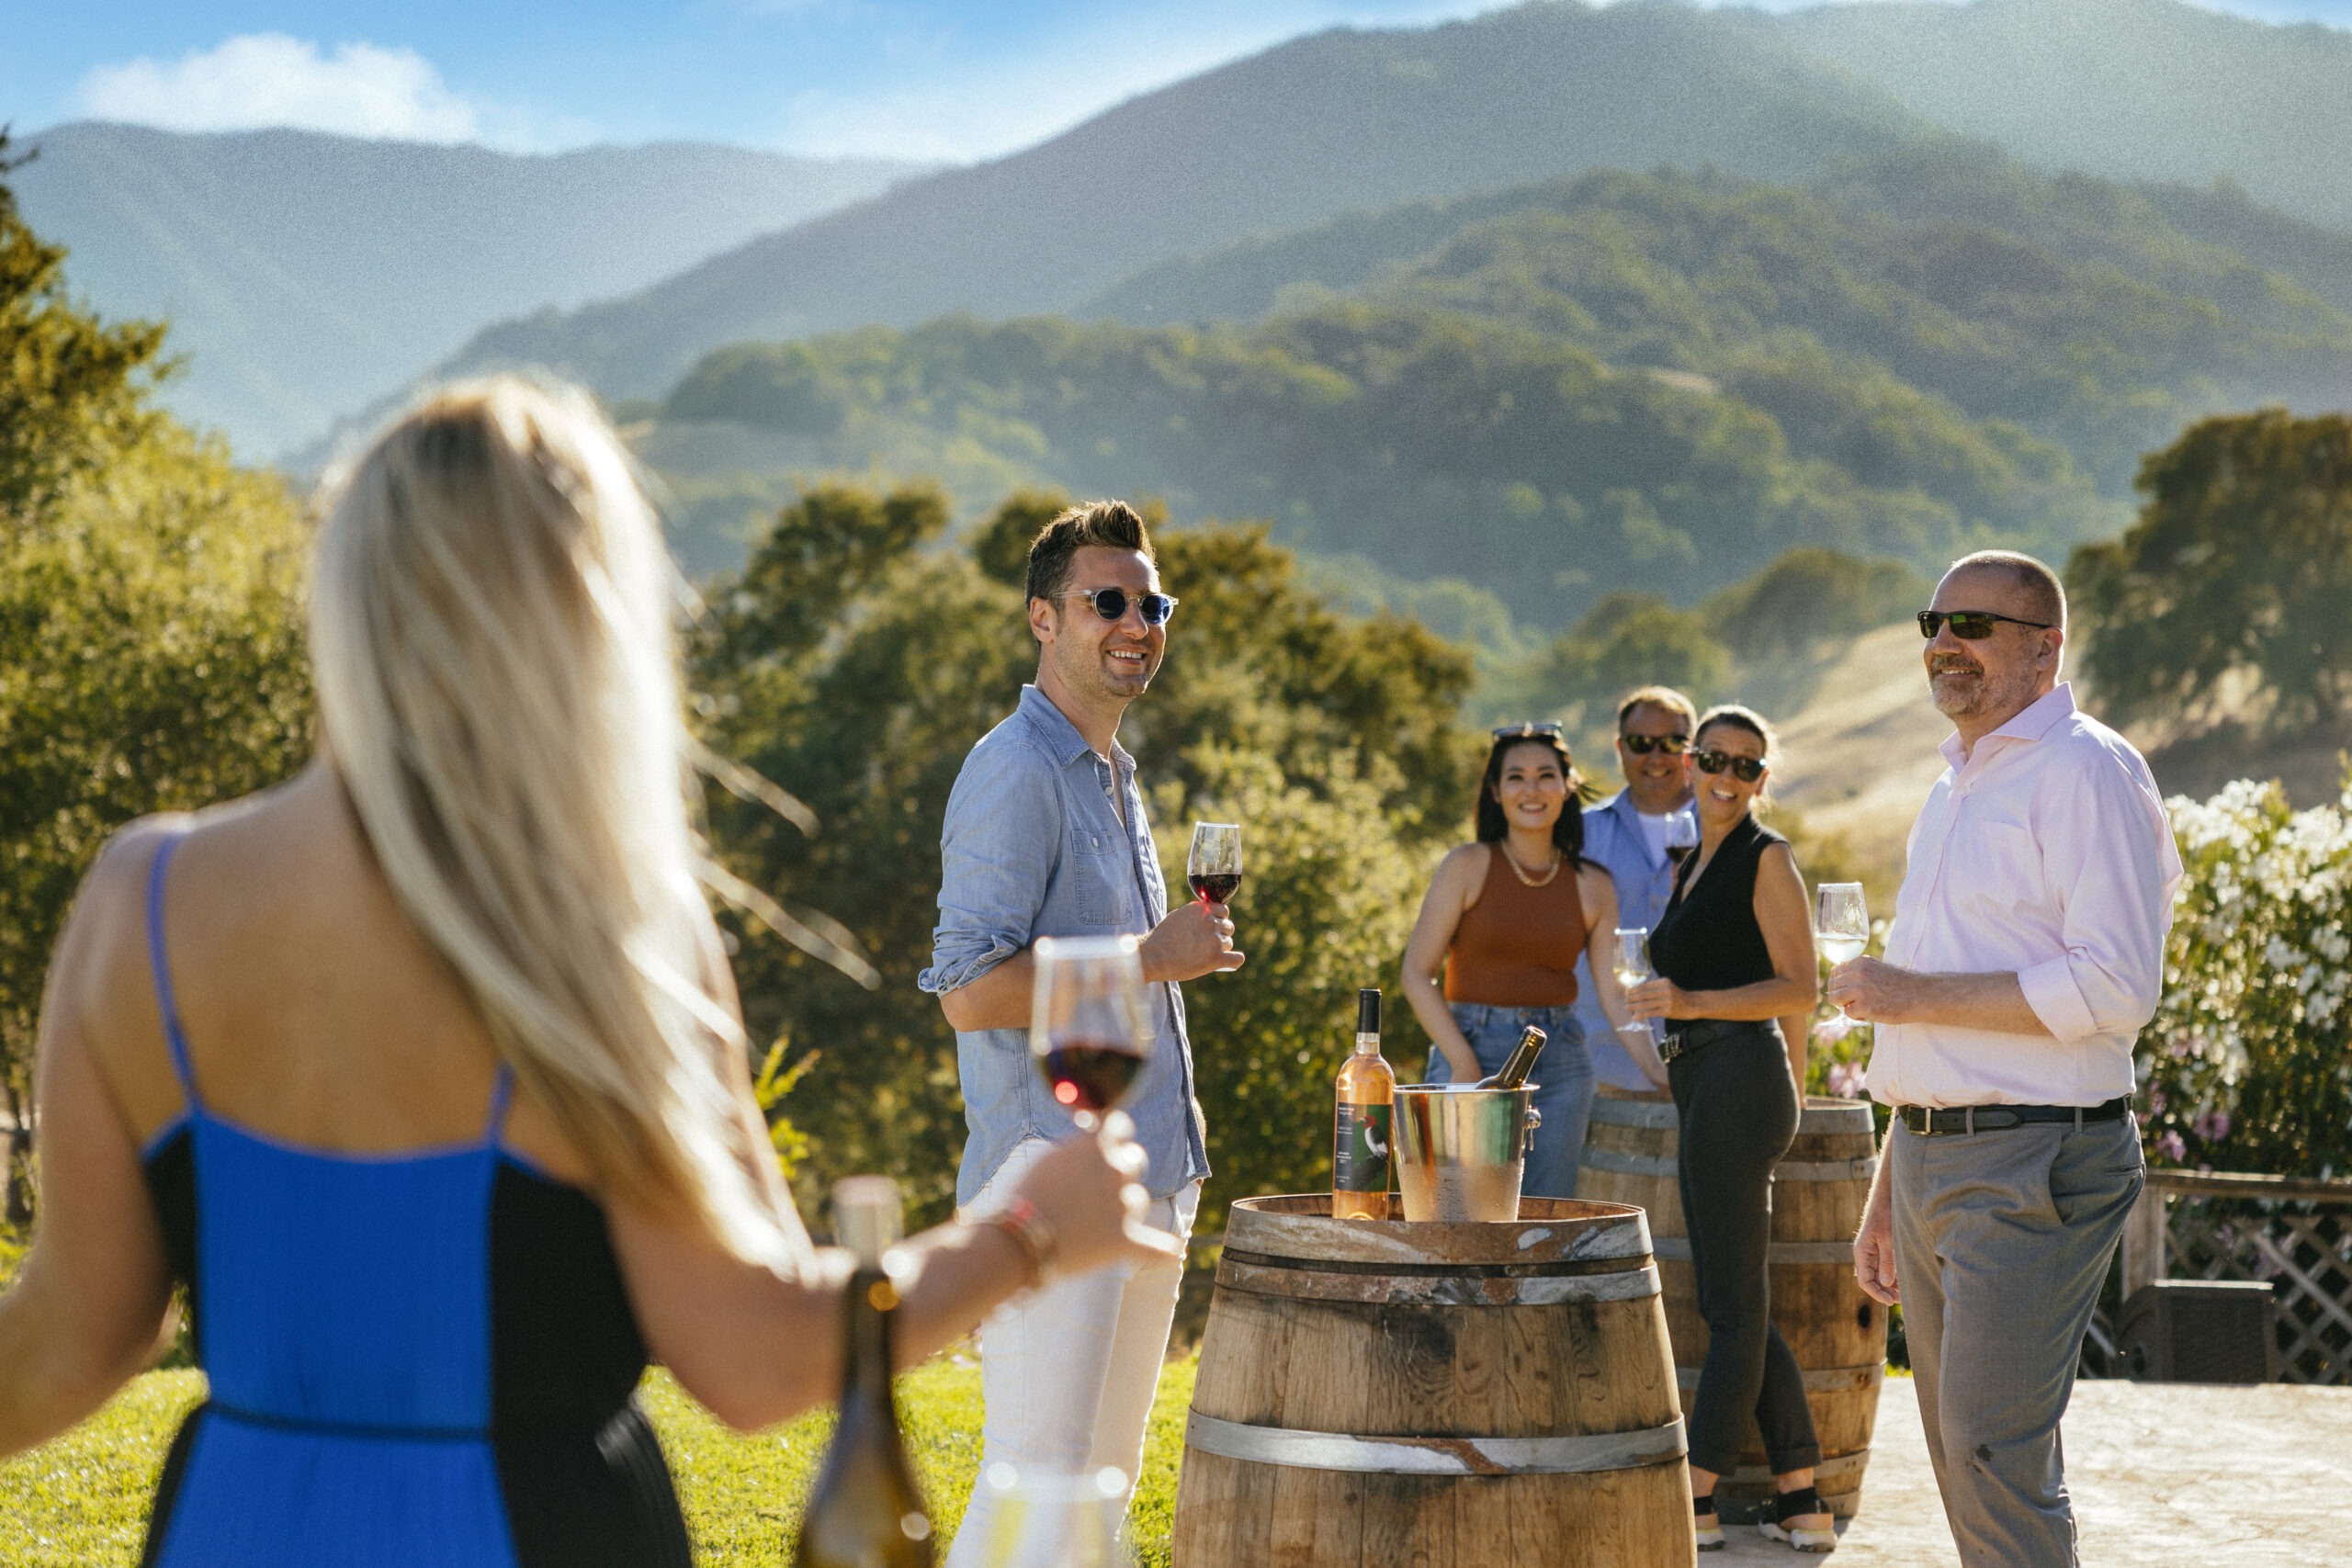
[[9, 123, 924, 456], [440, 0, 2352, 411]]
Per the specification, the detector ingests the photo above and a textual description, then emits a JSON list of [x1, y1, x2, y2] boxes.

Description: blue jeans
[[1425, 1004, 1596, 1200]]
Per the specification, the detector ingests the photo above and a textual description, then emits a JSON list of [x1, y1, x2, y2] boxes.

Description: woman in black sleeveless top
[[1626, 705, 1833, 1552]]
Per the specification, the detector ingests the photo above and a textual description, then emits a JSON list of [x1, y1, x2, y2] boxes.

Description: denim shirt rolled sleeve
[[1571, 791, 1679, 1090], [920, 685, 1210, 1205]]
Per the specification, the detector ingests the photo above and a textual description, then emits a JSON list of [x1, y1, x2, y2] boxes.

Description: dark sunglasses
[[1059, 587, 1179, 626], [1693, 749, 1767, 783], [1491, 721, 1564, 739], [1917, 609, 2053, 641], [1619, 732, 1691, 756]]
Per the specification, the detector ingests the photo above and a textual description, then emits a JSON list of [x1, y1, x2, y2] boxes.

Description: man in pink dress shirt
[[1828, 550, 2182, 1567]]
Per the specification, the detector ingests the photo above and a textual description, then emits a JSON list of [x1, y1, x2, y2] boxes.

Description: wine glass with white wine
[[1612, 927, 1656, 1039], [1815, 883, 1870, 1023]]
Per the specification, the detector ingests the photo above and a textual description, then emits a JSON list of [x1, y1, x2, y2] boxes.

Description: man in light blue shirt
[[1572, 686, 1698, 1091], [919, 501, 1240, 1562]]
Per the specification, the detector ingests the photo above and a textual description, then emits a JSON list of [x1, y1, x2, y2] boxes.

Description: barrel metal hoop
[[1651, 1236, 1858, 1265], [1723, 1447, 1871, 1487], [1774, 1156, 1880, 1183], [1183, 1410, 1689, 1477], [1578, 1147, 1678, 1179], [1218, 1247, 1648, 1280], [1581, 1150, 1877, 1183], [1217, 1258, 1661, 1307], [1677, 1361, 1884, 1393]]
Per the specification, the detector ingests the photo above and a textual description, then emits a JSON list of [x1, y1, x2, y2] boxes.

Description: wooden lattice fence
[[2084, 1170, 2352, 1384]]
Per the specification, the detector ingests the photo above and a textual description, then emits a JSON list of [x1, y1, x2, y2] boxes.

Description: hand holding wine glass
[[1663, 809, 1698, 866], [1815, 883, 1870, 1023], [1611, 927, 1657, 1036], [1031, 936, 1152, 1132]]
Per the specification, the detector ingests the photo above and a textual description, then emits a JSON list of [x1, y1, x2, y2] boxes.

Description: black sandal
[[1693, 1493, 1724, 1552], [1758, 1484, 1835, 1552]]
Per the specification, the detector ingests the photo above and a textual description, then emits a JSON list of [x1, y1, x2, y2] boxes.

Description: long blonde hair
[[310, 377, 782, 1262]]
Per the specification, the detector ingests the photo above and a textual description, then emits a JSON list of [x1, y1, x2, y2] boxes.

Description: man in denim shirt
[[919, 501, 1240, 1561], [1572, 686, 1698, 1091]]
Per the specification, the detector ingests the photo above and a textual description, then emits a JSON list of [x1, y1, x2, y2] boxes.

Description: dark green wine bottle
[[793, 1178, 934, 1568]]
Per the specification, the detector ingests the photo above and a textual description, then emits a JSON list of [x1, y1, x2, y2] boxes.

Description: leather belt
[[1894, 1096, 2131, 1135], [1657, 1018, 1771, 1066]]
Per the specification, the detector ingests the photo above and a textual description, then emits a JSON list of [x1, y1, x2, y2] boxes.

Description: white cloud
[[76, 34, 481, 143]]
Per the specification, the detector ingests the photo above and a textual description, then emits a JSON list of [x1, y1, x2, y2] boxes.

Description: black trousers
[[1669, 1021, 1823, 1480]]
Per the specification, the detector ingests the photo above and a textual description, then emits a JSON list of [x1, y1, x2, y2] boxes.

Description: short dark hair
[[1024, 500, 1156, 609], [1474, 732, 1589, 864], [1616, 685, 1699, 735], [1946, 549, 2066, 630]]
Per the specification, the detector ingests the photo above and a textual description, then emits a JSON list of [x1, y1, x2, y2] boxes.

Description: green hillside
[[1092, 144, 2352, 491], [643, 146, 2352, 626]]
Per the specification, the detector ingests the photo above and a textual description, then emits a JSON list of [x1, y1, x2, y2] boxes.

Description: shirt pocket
[[1957, 814, 2045, 921], [1069, 826, 1133, 926]]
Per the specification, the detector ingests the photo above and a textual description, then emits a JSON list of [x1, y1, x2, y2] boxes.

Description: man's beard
[[1929, 658, 2032, 720]]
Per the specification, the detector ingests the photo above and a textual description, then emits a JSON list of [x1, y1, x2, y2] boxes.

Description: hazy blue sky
[[7, 1, 2351, 163]]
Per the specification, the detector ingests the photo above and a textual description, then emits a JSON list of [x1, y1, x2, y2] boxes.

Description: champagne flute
[[1815, 883, 1871, 1023], [1611, 927, 1656, 1038], [1187, 821, 1242, 906], [1031, 935, 1151, 1132], [1663, 808, 1698, 866]]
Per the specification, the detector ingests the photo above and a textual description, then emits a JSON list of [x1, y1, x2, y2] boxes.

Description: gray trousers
[[1889, 1115, 2143, 1567]]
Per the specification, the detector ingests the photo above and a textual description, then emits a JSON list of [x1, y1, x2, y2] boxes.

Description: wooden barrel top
[[1223, 1194, 1654, 1269]]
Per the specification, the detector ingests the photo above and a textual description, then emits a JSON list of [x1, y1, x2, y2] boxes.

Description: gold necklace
[[1502, 843, 1562, 887]]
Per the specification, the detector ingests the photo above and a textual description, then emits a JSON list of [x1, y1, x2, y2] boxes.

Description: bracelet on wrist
[[985, 1196, 1057, 1288]]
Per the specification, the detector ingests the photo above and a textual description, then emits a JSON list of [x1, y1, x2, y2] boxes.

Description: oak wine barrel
[[1171, 1195, 1696, 1567], [1577, 1093, 1887, 1520]]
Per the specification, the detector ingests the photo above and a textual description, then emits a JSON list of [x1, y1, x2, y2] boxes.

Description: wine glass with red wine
[[1187, 821, 1242, 906], [1031, 935, 1151, 1131]]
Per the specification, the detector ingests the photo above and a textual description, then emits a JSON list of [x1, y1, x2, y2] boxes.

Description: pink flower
[[2193, 1109, 2231, 1142], [2148, 1089, 2168, 1114], [1826, 1061, 1866, 1099], [2154, 1131, 2187, 1163]]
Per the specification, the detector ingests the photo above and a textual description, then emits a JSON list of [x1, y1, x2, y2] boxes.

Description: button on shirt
[[917, 684, 1209, 1204], [1572, 790, 1683, 1090], [1867, 683, 2183, 1110]]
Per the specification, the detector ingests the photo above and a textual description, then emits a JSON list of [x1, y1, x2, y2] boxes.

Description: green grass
[[0, 1356, 1199, 1567]]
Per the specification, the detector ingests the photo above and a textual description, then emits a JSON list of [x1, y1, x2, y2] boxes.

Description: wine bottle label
[[1333, 1102, 1393, 1192]]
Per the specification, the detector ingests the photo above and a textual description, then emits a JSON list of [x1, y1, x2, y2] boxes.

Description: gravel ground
[[1711, 1373, 2350, 1565]]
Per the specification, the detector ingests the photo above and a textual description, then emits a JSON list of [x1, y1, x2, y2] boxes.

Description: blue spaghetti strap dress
[[134, 831, 695, 1568]]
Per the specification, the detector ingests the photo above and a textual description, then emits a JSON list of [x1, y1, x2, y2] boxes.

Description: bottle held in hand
[[1476, 1025, 1546, 1091], [1332, 988, 1396, 1221], [794, 1178, 933, 1568]]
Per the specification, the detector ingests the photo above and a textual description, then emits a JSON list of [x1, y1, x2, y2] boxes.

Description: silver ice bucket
[[1393, 1083, 1542, 1223]]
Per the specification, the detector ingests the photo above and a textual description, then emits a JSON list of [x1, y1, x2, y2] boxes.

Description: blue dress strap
[[144, 829, 202, 1111], [483, 1062, 515, 1145]]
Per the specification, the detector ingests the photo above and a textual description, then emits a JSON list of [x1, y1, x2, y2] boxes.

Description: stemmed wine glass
[[1187, 822, 1242, 906], [1031, 935, 1151, 1132], [1611, 927, 1656, 1039], [1815, 883, 1871, 1023], [1663, 809, 1698, 867]]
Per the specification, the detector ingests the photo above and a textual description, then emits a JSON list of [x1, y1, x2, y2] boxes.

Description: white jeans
[[945, 1137, 1200, 1566]]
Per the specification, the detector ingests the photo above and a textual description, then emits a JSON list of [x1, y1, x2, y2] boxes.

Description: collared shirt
[[1867, 683, 2183, 1110], [917, 684, 1209, 1203], [1572, 788, 1685, 1090]]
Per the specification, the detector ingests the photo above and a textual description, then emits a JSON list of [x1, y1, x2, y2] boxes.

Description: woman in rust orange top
[[1401, 724, 1643, 1197]]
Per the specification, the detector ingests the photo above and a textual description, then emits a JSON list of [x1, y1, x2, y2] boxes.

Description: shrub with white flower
[[2145, 777, 2352, 1177]]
